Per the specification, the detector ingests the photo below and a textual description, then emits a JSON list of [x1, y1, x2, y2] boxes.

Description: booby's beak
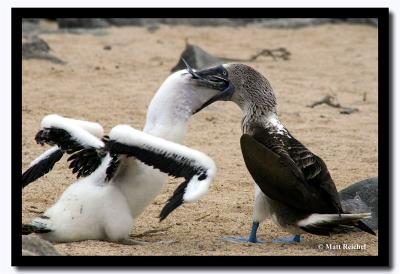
[[182, 59, 234, 114]]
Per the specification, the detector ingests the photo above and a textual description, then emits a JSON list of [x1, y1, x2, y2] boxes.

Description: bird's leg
[[248, 221, 259, 243], [272, 234, 302, 244], [220, 221, 266, 244]]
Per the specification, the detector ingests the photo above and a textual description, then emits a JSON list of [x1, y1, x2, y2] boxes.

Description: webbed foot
[[272, 234, 302, 243], [220, 236, 266, 244]]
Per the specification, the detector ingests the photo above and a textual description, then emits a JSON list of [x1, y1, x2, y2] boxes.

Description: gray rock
[[339, 177, 378, 230], [253, 18, 333, 28], [252, 18, 378, 28], [341, 193, 371, 214], [23, 36, 50, 53], [47, 18, 379, 30], [171, 43, 291, 72], [22, 234, 60, 256], [171, 43, 223, 72], [105, 18, 145, 26], [22, 19, 43, 36], [22, 36, 66, 65], [105, 18, 244, 27], [340, 18, 378, 26], [113, 18, 251, 27], [22, 19, 61, 37], [22, 18, 40, 24], [58, 18, 110, 29], [158, 18, 243, 27], [107, 18, 378, 28], [146, 24, 160, 33]]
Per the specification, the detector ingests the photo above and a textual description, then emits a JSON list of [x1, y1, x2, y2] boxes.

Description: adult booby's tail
[[298, 213, 376, 236]]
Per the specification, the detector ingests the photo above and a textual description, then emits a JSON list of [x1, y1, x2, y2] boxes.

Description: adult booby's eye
[[222, 71, 227, 76]]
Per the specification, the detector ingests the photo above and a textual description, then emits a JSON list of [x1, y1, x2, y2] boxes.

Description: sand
[[22, 23, 378, 256]]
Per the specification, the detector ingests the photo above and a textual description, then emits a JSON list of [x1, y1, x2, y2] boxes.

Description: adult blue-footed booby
[[186, 62, 375, 243], [21, 70, 218, 244]]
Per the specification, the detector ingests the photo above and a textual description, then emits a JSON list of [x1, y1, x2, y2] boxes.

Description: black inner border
[[12, 7, 390, 268]]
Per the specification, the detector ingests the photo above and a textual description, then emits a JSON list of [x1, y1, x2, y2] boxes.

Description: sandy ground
[[22, 23, 378, 256]]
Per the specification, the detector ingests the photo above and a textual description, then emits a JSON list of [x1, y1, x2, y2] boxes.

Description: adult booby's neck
[[240, 102, 280, 135]]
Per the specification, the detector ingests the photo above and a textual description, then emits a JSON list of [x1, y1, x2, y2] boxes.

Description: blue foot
[[272, 234, 302, 244], [220, 236, 266, 244], [220, 221, 266, 244]]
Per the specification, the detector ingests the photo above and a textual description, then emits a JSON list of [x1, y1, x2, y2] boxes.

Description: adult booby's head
[[185, 62, 277, 114]]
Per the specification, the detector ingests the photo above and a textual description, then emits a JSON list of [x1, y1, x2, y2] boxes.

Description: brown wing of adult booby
[[240, 133, 341, 214]]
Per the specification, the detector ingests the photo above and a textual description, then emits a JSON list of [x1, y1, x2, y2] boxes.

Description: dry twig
[[220, 47, 291, 62], [307, 95, 359, 115], [363, 92, 367, 102], [194, 213, 211, 222], [131, 224, 175, 238], [27, 208, 44, 214]]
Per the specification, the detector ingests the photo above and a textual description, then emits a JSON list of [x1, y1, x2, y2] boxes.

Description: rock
[[23, 36, 50, 53], [171, 43, 291, 72], [22, 36, 66, 65], [146, 24, 160, 33], [254, 18, 377, 28], [111, 18, 378, 28], [339, 177, 378, 230], [158, 18, 244, 27], [44, 18, 379, 31], [22, 19, 43, 36], [105, 18, 145, 26], [170, 43, 223, 72], [23, 18, 40, 24], [22, 234, 60, 256], [22, 19, 60, 37], [58, 18, 110, 29], [340, 18, 378, 26], [341, 193, 371, 214], [106, 18, 242, 27], [254, 18, 333, 28]]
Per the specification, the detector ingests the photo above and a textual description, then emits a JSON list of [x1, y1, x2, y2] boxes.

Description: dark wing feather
[[242, 129, 342, 214], [23, 127, 107, 187], [35, 128, 84, 153], [159, 173, 208, 221], [67, 148, 106, 178], [240, 134, 327, 213], [259, 133, 306, 182], [105, 153, 120, 181], [22, 224, 52, 235], [159, 179, 188, 221], [284, 137, 342, 213], [108, 140, 209, 221], [108, 141, 206, 180], [37, 127, 107, 178], [22, 148, 64, 188], [290, 144, 321, 180]]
